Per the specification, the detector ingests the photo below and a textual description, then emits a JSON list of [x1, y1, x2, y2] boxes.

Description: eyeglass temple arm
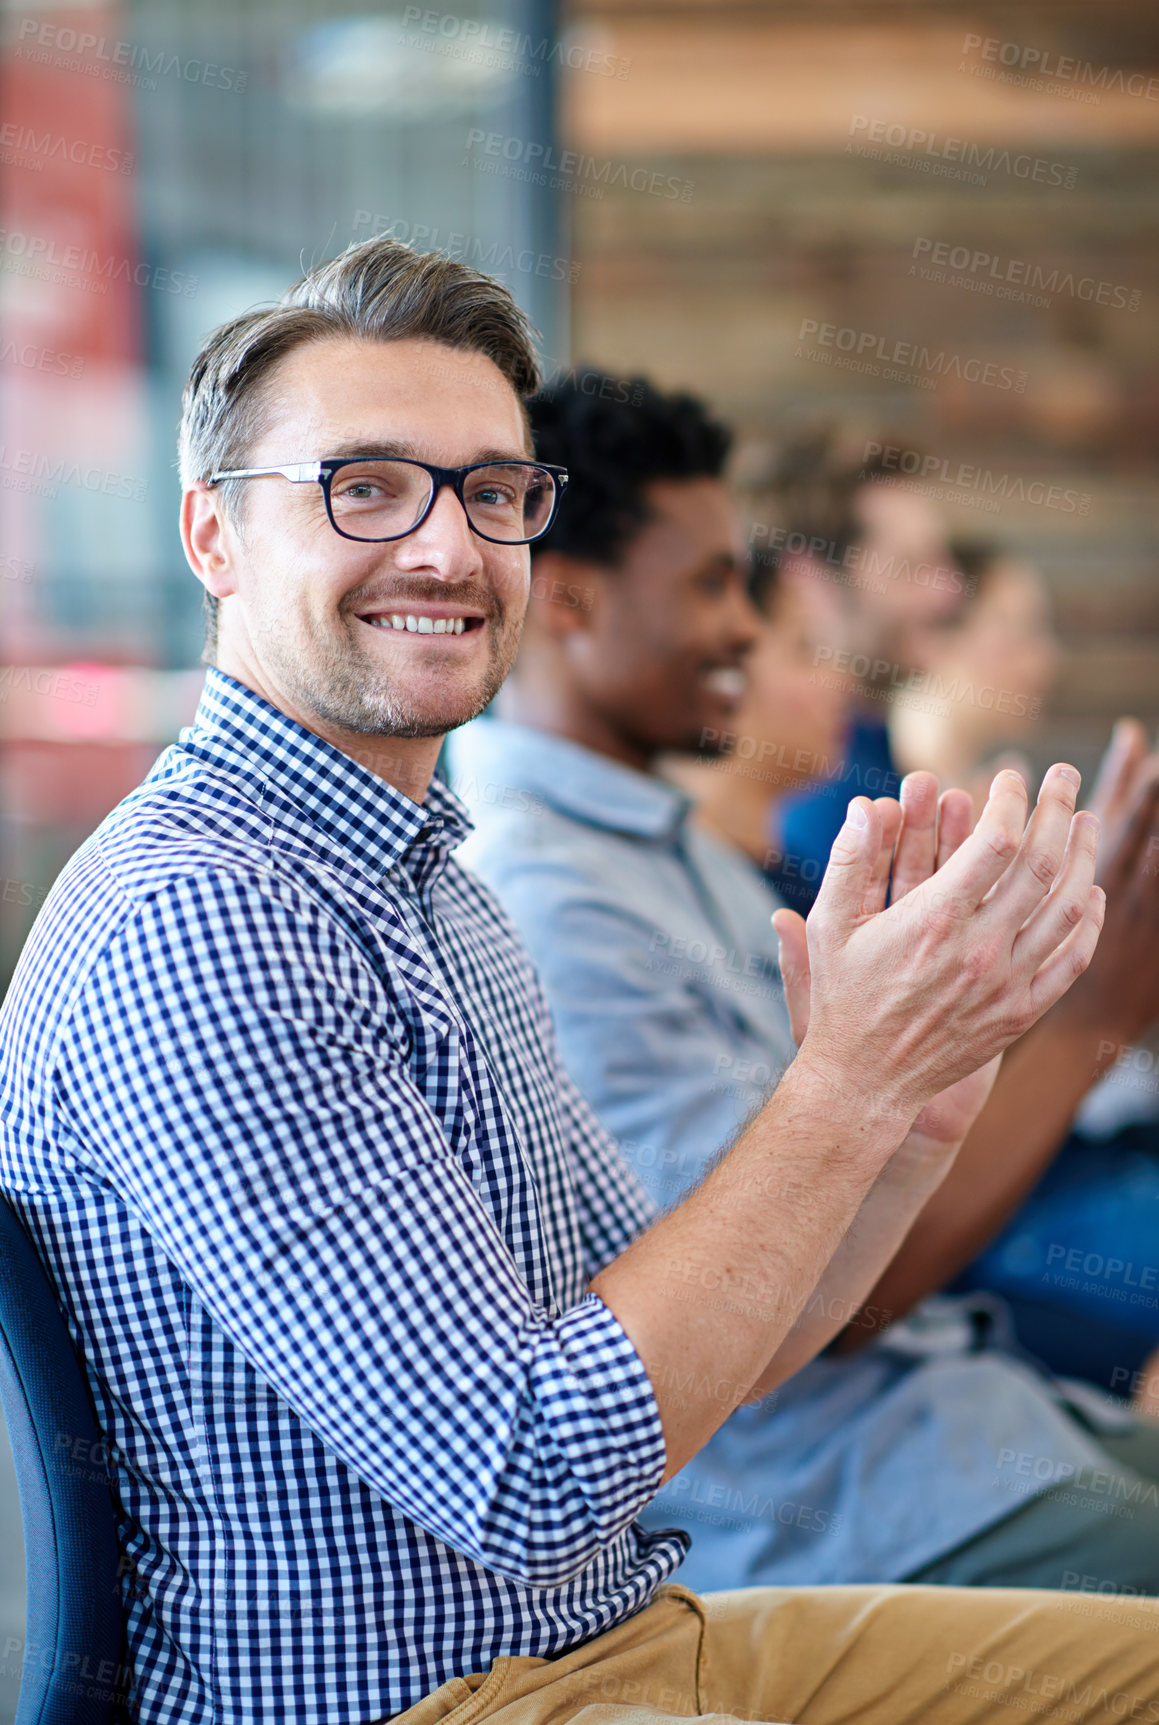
[[206, 464, 323, 485]]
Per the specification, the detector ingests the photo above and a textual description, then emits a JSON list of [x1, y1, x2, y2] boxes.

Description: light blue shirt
[[447, 716, 1129, 1586]]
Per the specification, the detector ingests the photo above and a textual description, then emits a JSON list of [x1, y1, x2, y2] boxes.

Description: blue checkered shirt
[[0, 670, 686, 1724]]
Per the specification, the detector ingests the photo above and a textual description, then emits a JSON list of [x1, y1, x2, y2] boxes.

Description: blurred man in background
[[449, 369, 1159, 1596]]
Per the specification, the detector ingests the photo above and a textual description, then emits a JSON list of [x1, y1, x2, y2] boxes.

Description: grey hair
[[178, 235, 543, 661]]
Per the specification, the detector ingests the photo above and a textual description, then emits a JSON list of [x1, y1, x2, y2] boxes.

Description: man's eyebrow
[[323, 440, 535, 464], [325, 439, 420, 460], [472, 446, 539, 464]]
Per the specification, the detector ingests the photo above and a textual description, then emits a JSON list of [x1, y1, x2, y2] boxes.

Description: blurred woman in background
[[889, 539, 1063, 817]]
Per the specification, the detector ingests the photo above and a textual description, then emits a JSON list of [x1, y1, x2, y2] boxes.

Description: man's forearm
[[846, 1012, 1113, 1340], [590, 1055, 915, 1484], [744, 1125, 964, 1397]]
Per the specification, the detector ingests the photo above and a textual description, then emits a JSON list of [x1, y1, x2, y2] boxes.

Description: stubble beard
[[266, 606, 521, 740]]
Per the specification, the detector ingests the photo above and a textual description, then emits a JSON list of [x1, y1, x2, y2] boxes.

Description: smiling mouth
[[701, 666, 748, 699], [358, 611, 485, 636]]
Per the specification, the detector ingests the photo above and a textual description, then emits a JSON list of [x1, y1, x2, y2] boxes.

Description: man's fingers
[[1010, 811, 1101, 976], [981, 764, 1081, 927], [772, 908, 810, 1044], [889, 772, 939, 904], [1086, 717, 1148, 831], [810, 796, 884, 928], [935, 788, 974, 870], [1099, 765, 1159, 894], [1026, 886, 1106, 1023], [869, 798, 903, 911], [927, 769, 1030, 909]]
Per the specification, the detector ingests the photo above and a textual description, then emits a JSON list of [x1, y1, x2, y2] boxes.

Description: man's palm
[[773, 776, 1004, 1152]]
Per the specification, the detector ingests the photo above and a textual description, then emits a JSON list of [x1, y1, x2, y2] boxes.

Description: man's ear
[[180, 482, 240, 602], [525, 550, 607, 638]]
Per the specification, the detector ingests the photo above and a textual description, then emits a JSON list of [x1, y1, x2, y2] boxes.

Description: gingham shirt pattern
[[0, 670, 686, 1724]]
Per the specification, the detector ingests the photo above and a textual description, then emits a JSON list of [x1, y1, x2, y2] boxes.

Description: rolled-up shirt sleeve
[[55, 867, 668, 1589], [555, 1060, 658, 1279]]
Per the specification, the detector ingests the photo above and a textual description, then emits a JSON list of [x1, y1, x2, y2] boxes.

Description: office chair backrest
[[0, 1195, 124, 1724]]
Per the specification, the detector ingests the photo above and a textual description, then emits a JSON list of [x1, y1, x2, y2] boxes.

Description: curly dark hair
[[526, 368, 732, 567]]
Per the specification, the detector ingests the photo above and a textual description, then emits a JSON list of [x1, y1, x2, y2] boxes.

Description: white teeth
[[366, 612, 471, 634], [703, 667, 747, 698]]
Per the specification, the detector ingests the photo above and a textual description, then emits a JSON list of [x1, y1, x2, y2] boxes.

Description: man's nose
[[402, 483, 484, 569]]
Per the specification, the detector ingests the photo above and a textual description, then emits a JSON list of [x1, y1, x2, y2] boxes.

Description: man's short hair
[[179, 236, 542, 661], [766, 425, 922, 572], [526, 368, 732, 569]]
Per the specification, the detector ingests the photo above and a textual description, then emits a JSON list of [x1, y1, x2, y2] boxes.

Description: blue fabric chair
[[0, 1195, 124, 1723]]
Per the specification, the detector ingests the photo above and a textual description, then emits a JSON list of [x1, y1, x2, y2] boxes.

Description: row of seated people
[[446, 370, 1159, 1595], [5, 237, 1159, 1722]]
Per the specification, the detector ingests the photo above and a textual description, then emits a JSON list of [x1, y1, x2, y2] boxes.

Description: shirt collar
[[176, 668, 474, 880], [449, 716, 691, 842]]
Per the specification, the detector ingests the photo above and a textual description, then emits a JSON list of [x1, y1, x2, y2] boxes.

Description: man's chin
[[401, 677, 508, 738], [346, 673, 506, 740], [679, 712, 737, 758], [274, 630, 517, 743], [336, 695, 492, 741]]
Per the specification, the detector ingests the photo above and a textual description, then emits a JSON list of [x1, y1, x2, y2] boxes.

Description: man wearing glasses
[[1, 236, 1156, 1725]]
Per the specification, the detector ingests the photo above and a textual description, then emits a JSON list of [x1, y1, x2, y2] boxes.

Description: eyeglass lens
[[328, 461, 556, 542]]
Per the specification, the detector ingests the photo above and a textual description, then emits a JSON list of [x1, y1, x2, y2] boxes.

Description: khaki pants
[[388, 1582, 1159, 1725]]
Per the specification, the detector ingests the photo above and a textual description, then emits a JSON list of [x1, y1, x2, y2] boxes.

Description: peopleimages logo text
[[402, 8, 631, 78], [911, 238, 1141, 310], [464, 130, 694, 201], [0, 228, 196, 295], [0, 666, 99, 707], [351, 214, 579, 283], [864, 444, 1091, 516], [0, 446, 147, 501], [796, 320, 1026, 391], [13, 18, 248, 90], [848, 116, 1077, 187], [0, 124, 133, 174], [960, 32, 1159, 102]]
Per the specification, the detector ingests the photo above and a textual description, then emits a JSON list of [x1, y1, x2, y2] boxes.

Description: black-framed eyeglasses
[[205, 456, 568, 546]]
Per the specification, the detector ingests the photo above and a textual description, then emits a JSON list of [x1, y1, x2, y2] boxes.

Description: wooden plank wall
[[562, 2, 1159, 784]]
